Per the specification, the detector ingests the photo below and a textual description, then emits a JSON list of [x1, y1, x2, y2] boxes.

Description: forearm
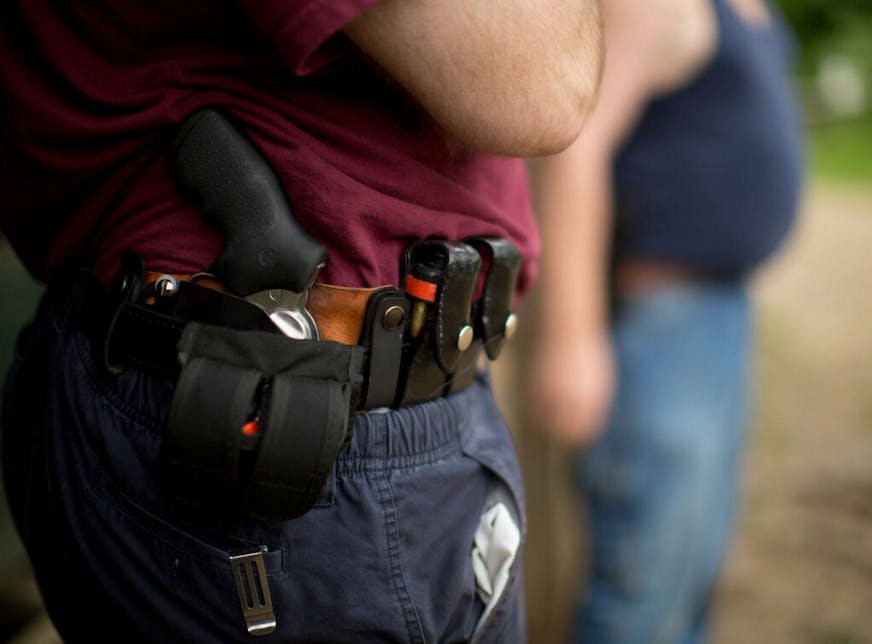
[[345, 0, 603, 157], [534, 146, 611, 337], [528, 139, 616, 444]]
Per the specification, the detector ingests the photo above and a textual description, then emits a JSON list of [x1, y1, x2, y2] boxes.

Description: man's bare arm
[[344, 0, 603, 157]]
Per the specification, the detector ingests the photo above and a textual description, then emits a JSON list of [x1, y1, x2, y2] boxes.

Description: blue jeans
[[574, 282, 751, 644], [2, 279, 526, 643]]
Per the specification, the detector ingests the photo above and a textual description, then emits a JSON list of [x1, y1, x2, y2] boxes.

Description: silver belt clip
[[230, 547, 277, 636]]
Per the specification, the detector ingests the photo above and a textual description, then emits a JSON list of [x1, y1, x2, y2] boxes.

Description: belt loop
[[102, 251, 146, 374]]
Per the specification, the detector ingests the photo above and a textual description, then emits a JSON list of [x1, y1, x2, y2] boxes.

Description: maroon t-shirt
[[0, 0, 538, 294]]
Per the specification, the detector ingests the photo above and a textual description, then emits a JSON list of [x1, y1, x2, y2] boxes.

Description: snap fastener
[[457, 325, 474, 351], [504, 313, 518, 340], [382, 305, 406, 331], [154, 274, 178, 298]]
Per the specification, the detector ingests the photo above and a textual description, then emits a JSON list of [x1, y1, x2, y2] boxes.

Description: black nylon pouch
[[165, 322, 364, 520]]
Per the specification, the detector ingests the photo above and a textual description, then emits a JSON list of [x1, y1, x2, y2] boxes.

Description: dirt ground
[[494, 180, 872, 643], [710, 182, 872, 644]]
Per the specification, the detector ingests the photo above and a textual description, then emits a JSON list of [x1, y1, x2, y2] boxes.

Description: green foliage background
[[778, 0, 872, 71], [777, 0, 872, 182]]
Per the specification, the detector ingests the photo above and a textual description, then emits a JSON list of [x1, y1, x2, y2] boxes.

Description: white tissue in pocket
[[470, 501, 521, 625]]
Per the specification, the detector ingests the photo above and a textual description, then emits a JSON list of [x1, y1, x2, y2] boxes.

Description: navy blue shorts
[[2, 281, 526, 643]]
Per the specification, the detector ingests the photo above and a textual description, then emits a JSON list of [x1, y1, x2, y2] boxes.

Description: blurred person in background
[[530, 0, 803, 642]]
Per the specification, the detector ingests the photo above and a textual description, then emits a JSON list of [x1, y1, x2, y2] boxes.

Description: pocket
[[86, 465, 287, 640], [459, 389, 525, 534], [87, 467, 285, 578], [469, 499, 522, 640], [458, 385, 526, 642], [72, 328, 171, 437]]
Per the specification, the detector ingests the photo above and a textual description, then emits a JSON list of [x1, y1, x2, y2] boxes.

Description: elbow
[[438, 72, 601, 158], [504, 103, 594, 158], [441, 37, 604, 157], [529, 76, 601, 156], [439, 117, 585, 159], [523, 38, 605, 156]]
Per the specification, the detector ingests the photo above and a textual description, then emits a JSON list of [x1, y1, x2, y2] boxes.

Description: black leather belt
[[82, 237, 521, 412]]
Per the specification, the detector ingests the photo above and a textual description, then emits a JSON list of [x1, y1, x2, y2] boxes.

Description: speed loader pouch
[[165, 322, 364, 520]]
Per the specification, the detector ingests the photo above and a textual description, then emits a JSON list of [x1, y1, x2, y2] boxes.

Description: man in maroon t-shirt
[[0, 0, 602, 640]]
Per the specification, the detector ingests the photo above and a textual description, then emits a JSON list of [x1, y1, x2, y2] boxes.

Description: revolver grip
[[170, 109, 326, 296]]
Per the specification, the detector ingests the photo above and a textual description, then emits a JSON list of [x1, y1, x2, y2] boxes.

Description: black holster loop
[[433, 242, 481, 373], [397, 240, 481, 405], [164, 322, 364, 520], [465, 237, 521, 360], [405, 240, 481, 374]]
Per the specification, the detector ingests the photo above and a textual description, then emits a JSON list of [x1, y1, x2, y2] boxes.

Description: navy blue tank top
[[613, 0, 803, 273]]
